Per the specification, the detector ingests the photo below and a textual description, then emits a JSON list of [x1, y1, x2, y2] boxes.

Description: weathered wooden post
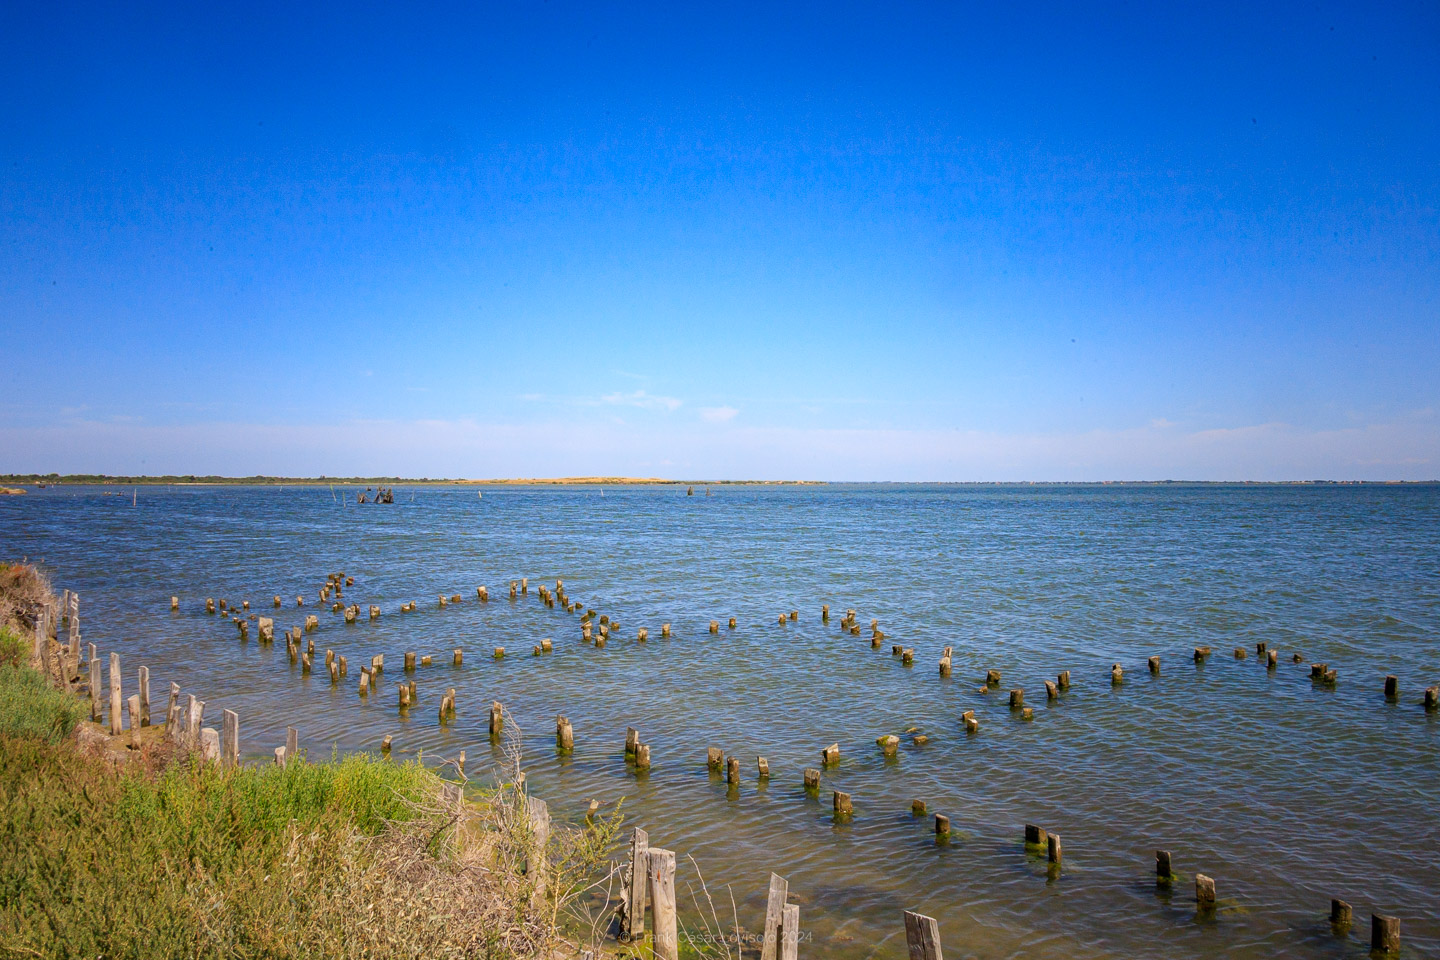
[[1371, 915, 1400, 953], [707, 746, 723, 772], [137, 665, 151, 726], [625, 726, 640, 757], [878, 734, 899, 757], [1426, 686, 1439, 710], [222, 709, 239, 768], [1057, 670, 1071, 690], [287, 726, 297, 760], [477, 585, 489, 601], [634, 743, 651, 770], [1111, 664, 1124, 684], [760, 872, 788, 960], [1267, 649, 1278, 669], [199, 727, 221, 763], [88, 656, 102, 721], [903, 910, 943, 960], [1044, 679, 1059, 700], [165, 682, 180, 735], [489, 701, 503, 737], [404, 651, 416, 672], [125, 695, 141, 744], [661, 623, 671, 638], [934, 813, 950, 836], [1010, 689, 1024, 709], [757, 756, 770, 778], [727, 755, 740, 784], [1025, 824, 1048, 846], [1154, 850, 1171, 884], [1195, 874, 1216, 906], [804, 768, 821, 790], [1329, 898, 1352, 927], [822, 742, 840, 766], [108, 652, 123, 735], [557, 716, 574, 751], [1048, 833, 1062, 864], [623, 827, 649, 941], [709, 620, 719, 634], [171, 595, 180, 610], [493, 646, 505, 659], [186, 696, 205, 749], [1384, 675, 1398, 699], [1148, 656, 1160, 674], [833, 790, 852, 817]]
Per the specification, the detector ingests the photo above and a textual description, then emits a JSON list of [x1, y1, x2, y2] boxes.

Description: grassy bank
[[0, 563, 623, 960]]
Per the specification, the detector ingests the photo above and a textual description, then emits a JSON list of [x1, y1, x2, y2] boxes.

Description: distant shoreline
[[0, 475, 1434, 487]]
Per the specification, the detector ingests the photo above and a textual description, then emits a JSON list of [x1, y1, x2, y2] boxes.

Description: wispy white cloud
[[699, 406, 739, 423], [599, 390, 682, 411]]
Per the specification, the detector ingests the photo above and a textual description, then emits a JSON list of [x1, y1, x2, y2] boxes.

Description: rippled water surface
[[4, 483, 1438, 958]]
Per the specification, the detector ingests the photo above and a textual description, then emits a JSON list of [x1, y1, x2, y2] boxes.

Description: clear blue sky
[[2, 1, 1437, 480]]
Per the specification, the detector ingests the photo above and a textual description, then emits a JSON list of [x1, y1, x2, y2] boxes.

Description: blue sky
[[2, 1, 1437, 480]]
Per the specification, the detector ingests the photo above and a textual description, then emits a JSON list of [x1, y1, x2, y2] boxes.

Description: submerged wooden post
[[934, 813, 950, 836], [1048, 833, 1062, 864], [1267, 649, 1278, 669], [626, 726, 639, 756], [1044, 679, 1059, 699], [661, 623, 671, 638], [1009, 689, 1024, 709], [833, 790, 852, 817], [108, 652, 123, 735], [1371, 914, 1400, 953], [757, 756, 769, 778], [623, 827, 649, 940], [556, 716, 573, 750], [1025, 824, 1048, 846], [1384, 675, 1398, 699], [903, 910, 943, 960], [1057, 670, 1071, 690], [1426, 686, 1439, 710], [489, 701, 503, 737], [1195, 873, 1216, 906], [1157, 849, 1173, 882], [822, 742, 840, 766], [878, 734, 899, 757], [803, 768, 820, 790], [634, 743, 651, 770], [707, 746, 723, 772], [727, 755, 740, 784], [1330, 898, 1352, 927], [222, 709, 239, 768], [760, 872, 789, 960], [1148, 656, 1160, 674], [171, 595, 180, 610]]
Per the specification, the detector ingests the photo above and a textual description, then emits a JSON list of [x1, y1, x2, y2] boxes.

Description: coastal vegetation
[[0, 562, 627, 959]]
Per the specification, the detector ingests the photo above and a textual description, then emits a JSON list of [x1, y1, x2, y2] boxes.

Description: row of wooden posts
[[182, 583, 1418, 954]]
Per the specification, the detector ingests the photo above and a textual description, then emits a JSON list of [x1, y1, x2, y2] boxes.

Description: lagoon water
[[3, 483, 1438, 958]]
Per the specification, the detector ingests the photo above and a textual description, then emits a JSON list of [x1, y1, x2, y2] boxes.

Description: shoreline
[[1, 475, 1435, 488]]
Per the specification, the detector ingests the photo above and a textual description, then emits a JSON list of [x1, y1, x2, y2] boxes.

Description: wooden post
[[1195, 873, 1216, 906], [635, 743, 651, 770], [1057, 670, 1070, 690], [780, 903, 800, 960], [912, 799, 927, 815], [626, 726, 639, 756], [1267, 649, 1278, 669], [200, 726, 221, 763], [163, 680, 179, 733], [1111, 664, 1123, 683], [286, 726, 297, 760], [727, 755, 740, 784], [623, 827, 649, 940], [186, 696, 205, 749], [108, 652, 123, 735], [903, 910, 943, 960], [125, 695, 140, 743], [757, 756, 770, 778], [1371, 915, 1400, 953], [88, 656, 102, 721], [647, 848, 678, 960], [1330, 898, 1351, 926], [1025, 824, 1048, 846], [707, 746, 723, 771], [222, 709, 239, 768], [804, 768, 820, 790], [878, 735, 899, 756], [137, 665, 150, 726], [1148, 656, 1160, 674], [1384, 675, 1398, 699], [935, 813, 950, 836], [1426, 686, 1439, 710], [1009, 688, 1024, 708], [760, 872, 789, 960], [822, 742, 840, 766], [833, 790, 852, 817], [557, 716, 573, 750], [1156, 849, 1173, 881], [489, 701, 502, 737], [986, 669, 1001, 686], [526, 796, 550, 903], [661, 623, 671, 637], [1048, 833, 1062, 864], [405, 651, 416, 672]]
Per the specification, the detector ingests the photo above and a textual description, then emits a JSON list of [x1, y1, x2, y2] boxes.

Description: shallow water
[[4, 483, 1438, 958]]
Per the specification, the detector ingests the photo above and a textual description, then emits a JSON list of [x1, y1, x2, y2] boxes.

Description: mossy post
[[1195, 874, 1216, 907], [804, 767, 820, 790], [1330, 898, 1351, 928], [1156, 850, 1173, 882], [935, 814, 950, 836], [1371, 915, 1400, 953], [833, 790, 853, 818]]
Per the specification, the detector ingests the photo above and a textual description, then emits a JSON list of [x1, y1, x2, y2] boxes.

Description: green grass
[[0, 628, 86, 742], [0, 729, 462, 959]]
